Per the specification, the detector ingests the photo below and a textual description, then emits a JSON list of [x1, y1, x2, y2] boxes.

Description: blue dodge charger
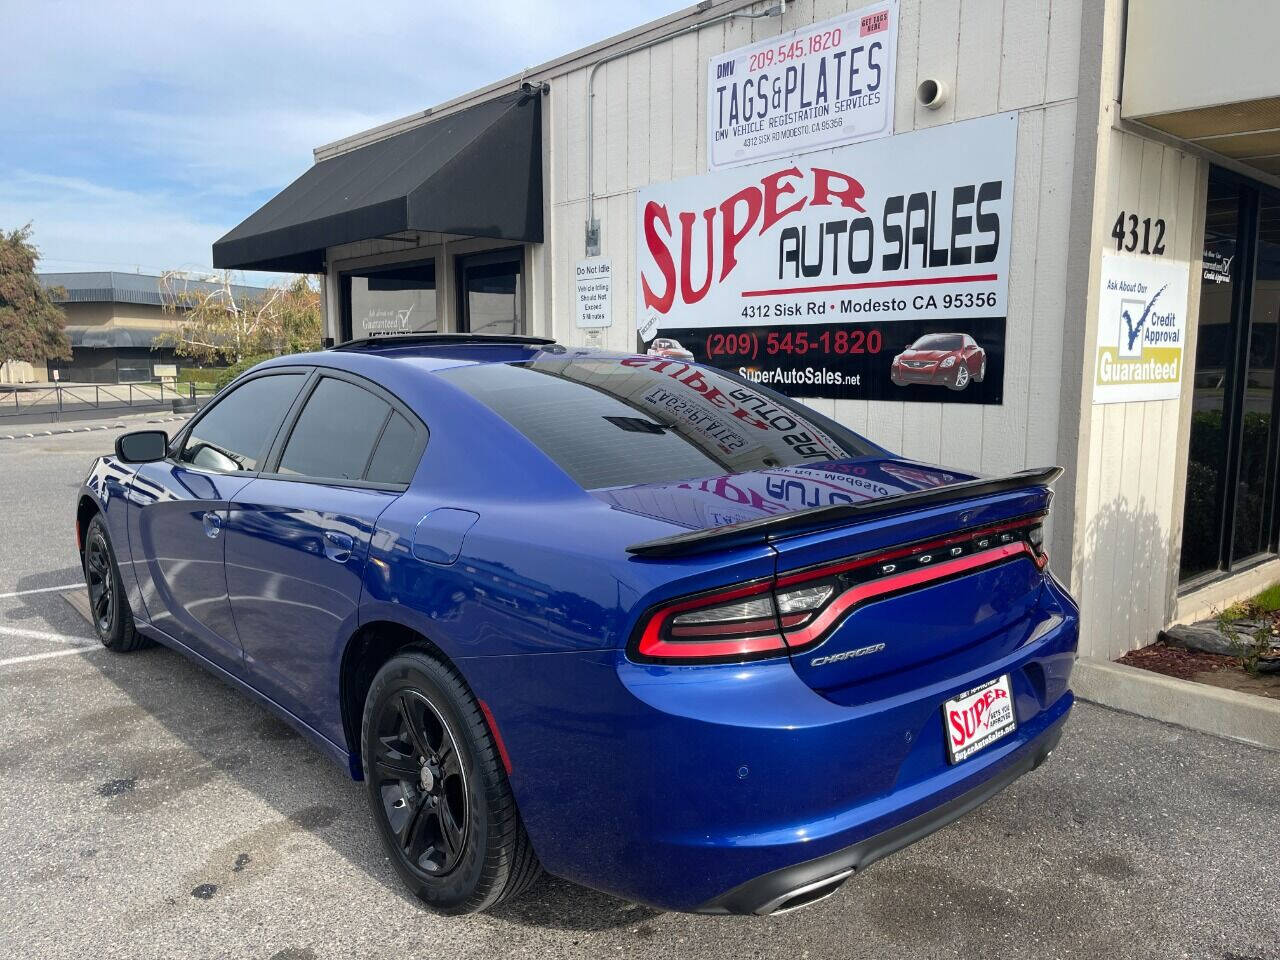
[[76, 335, 1077, 916]]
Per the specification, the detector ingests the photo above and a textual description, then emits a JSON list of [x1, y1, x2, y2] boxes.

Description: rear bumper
[[698, 714, 1065, 914], [464, 582, 1078, 913]]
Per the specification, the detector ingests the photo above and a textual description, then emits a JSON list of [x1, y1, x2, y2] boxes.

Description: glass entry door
[[1179, 169, 1280, 585], [340, 259, 438, 341], [456, 248, 525, 336]]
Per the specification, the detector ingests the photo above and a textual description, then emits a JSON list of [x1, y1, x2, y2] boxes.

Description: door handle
[[202, 511, 222, 539], [323, 530, 354, 563]]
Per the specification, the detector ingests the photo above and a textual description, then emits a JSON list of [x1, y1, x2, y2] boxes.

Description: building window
[[116, 360, 153, 383], [1179, 168, 1280, 585], [340, 259, 438, 341], [456, 248, 524, 336]]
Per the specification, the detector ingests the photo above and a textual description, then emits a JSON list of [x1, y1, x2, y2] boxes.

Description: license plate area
[[943, 674, 1016, 763]]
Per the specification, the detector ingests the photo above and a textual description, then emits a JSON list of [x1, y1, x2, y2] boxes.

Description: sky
[[0, 0, 682, 282]]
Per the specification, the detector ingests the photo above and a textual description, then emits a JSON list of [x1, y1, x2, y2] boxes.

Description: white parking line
[[0, 646, 103, 667], [0, 626, 97, 645], [0, 583, 82, 600]]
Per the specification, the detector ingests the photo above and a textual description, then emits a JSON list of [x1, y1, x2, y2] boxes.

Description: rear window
[[279, 377, 390, 481], [365, 412, 420, 485], [437, 356, 875, 490]]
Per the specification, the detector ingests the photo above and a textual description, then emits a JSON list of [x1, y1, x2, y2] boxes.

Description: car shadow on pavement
[[94, 646, 661, 930], [9, 565, 89, 597], [9, 571, 657, 931], [487, 876, 662, 930]]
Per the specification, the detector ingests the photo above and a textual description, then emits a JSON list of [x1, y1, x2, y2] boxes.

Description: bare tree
[[154, 271, 322, 364]]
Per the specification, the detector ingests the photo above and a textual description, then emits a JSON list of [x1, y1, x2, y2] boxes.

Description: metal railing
[[0, 381, 197, 420]]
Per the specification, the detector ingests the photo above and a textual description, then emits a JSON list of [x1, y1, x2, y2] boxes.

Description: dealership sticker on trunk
[[944, 675, 1016, 763]]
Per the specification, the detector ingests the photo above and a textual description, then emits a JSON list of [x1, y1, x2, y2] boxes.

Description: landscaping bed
[[1117, 583, 1280, 700]]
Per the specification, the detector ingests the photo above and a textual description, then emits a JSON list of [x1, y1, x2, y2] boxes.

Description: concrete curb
[[0, 414, 191, 442], [1073, 656, 1280, 751]]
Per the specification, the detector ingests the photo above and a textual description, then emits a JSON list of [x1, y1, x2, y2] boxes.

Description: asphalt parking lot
[[1, 418, 1277, 960]]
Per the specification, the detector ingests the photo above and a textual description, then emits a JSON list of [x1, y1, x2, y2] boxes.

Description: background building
[[214, 0, 1280, 664], [37, 271, 270, 383]]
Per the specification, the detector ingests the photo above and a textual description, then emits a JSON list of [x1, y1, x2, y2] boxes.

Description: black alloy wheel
[[81, 514, 148, 652], [361, 649, 541, 913], [84, 530, 115, 634], [373, 690, 470, 877]]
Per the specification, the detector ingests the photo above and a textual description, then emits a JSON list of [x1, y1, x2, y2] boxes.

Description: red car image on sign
[[945, 675, 1016, 762], [647, 337, 695, 361], [891, 333, 987, 391]]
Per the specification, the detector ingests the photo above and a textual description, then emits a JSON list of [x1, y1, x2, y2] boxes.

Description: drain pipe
[[584, 0, 786, 255]]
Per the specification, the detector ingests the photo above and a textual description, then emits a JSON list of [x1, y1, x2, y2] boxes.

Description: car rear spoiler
[[625, 466, 1063, 558]]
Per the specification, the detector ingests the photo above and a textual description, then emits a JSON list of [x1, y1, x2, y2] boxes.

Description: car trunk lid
[[767, 497, 1050, 704], [614, 459, 1057, 704], [615, 458, 1055, 559]]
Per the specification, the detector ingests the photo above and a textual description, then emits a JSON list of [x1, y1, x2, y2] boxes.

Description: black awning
[[213, 91, 543, 273]]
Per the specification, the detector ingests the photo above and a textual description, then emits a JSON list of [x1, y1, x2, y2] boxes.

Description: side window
[[178, 373, 305, 473], [278, 377, 391, 481], [365, 412, 421, 485]]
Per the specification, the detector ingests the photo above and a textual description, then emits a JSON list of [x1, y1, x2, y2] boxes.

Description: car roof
[[262, 337, 526, 366], [253, 337, 630, 382]]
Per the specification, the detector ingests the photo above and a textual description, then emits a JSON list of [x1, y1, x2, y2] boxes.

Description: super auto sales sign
[[637, 112, 1017, 404]]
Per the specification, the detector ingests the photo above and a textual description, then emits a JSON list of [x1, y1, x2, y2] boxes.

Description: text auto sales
[[641, 164, 1004, 313], [713, 40, 887, 142]]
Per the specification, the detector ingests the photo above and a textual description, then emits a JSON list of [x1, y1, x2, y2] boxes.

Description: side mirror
[[115, 430, 169, 464]]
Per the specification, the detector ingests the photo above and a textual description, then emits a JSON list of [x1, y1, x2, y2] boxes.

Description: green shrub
[[1216, 581, 1279, 676], [174, 365, 227, 385], [213, 354, 273, 392]]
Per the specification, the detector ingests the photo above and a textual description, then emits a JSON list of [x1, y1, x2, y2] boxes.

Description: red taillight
[[634, 579, 789, 663], [630, 514, 1049, 665]]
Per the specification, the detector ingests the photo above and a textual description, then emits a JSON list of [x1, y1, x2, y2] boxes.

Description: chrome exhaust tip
[[754, 868, 853, 915]]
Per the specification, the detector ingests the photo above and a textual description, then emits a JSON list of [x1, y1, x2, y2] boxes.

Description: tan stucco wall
[[60, 301, 176, 331]]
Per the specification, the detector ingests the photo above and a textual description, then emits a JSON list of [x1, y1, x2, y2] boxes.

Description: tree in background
[[0, 223, 71, 363], [155, 271, 322, 365], [272, 276, 326, 356]]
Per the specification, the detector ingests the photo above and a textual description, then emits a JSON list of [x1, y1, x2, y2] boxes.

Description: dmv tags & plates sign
[[707, 1, 897, 170]]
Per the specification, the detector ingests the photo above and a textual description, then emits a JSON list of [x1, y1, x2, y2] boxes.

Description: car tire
[[361, 648, 541, 914], [975, 358, 986, 383], [82, 514, 150, 652], [949, 365, 971, 391]]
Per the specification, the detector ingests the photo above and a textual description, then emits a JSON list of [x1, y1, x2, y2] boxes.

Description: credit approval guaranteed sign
[[708, 1, 897, 170], [1092, 252, 1189, 404], [636, 112, 1018, 404]]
